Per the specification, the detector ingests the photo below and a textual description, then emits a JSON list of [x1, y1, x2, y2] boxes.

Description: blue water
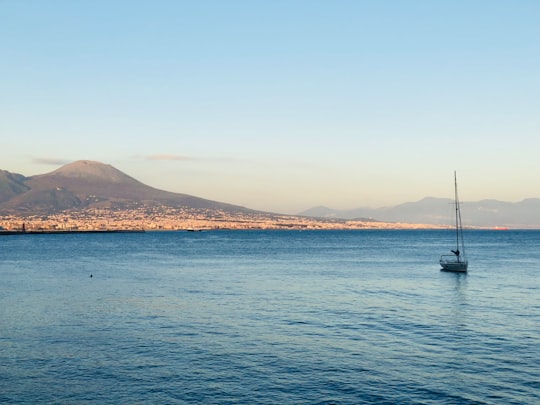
[[1, 230, 538, 404]]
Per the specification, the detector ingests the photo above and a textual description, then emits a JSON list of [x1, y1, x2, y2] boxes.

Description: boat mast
[[454, 171, 466, 258], [454, 171, 459, 252]]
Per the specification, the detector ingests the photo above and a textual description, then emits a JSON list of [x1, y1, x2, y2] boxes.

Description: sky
[[1, 1, 539, 214]]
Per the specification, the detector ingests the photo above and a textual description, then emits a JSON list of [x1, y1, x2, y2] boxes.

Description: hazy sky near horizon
[[2, 1, 539, 214]]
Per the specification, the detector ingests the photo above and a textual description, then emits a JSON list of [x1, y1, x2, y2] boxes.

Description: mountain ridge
[[44, 160, 142, 184], [0, 160, 253, 214], [299, 196, 540, 228], [2, 161, 539, 228], [0, 170, 30, 203]]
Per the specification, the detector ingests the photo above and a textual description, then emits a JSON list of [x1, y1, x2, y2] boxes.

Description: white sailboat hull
[[440, 255, 468, 272]]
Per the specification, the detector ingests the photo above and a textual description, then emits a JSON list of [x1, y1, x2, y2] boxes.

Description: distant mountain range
[[299, 197, 540, 228], [2, 161, 539, 228], [0, 160, 253, 215]]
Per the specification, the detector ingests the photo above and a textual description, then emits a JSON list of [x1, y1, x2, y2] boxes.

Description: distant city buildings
[[0, 206, 441, 231]]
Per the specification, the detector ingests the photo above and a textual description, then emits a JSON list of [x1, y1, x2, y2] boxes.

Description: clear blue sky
[[1, 1, 539, 214]]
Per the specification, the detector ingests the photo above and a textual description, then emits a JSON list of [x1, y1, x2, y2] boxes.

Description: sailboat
[[440, 171, 468, 272]]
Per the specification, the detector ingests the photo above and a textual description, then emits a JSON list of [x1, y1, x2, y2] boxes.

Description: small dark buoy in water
[[90, 274, 93, 278]]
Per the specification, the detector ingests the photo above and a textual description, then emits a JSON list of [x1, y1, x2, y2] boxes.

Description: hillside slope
[[300, 197, 540, 228], [0, 160, 252, 214]]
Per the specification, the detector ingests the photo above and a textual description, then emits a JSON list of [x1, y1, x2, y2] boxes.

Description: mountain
[[0, 160, 253, 214], [0, 170, 30, 203], [4, 161, 539, 228], [299, 197, 540, 228]]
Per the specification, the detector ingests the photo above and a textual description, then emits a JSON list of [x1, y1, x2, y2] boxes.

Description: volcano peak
[[48, 160, 139, 184]]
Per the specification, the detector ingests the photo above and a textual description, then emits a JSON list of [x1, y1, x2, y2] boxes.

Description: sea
[[0, 230, 538, 404]]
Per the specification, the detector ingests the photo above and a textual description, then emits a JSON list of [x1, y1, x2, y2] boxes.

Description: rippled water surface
[[1, 230, 539, 403]]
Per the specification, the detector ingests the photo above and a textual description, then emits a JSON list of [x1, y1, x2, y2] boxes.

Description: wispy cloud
[[33, 157, 71, 166], [132, 154, 248, 166], [143, 154, 197, 161]]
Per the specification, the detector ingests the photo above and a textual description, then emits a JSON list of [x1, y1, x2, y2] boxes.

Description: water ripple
[[1, 230, 539, 403]]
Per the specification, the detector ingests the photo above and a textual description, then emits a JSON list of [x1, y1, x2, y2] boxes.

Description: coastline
[[0, 229, 145, 235], [0, 209, 448, 233]]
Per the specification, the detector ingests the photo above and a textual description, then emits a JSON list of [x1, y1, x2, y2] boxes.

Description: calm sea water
[[1, 230, 538, 404]]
